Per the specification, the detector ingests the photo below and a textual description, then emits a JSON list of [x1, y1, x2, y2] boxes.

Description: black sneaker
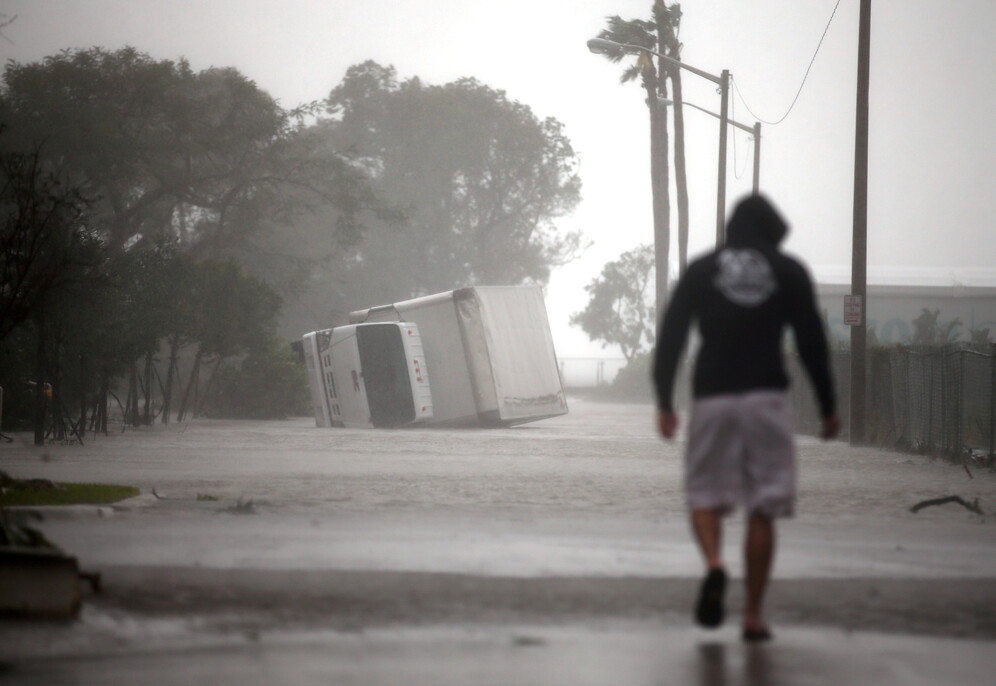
[[695, 568, 727, 628]]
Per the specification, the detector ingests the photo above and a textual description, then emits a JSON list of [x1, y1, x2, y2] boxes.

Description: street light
[[587, 37, 731, 245]]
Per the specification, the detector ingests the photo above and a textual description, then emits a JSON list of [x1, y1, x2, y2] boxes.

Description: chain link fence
[[561, 345, 994, 463], [558, 358, 628, 389], [788, 344, 996, 461]]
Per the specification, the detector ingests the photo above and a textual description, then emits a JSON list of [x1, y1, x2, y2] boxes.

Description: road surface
[[1, 397, 994, 684]]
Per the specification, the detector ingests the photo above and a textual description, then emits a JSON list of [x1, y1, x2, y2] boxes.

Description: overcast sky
[[3, 0, 994, 357]]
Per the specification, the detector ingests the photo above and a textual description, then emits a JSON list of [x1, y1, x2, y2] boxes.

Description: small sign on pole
[[844, 295, 863, 326]]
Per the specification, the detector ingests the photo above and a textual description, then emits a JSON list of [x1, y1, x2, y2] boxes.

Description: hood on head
[[726, 195, 789, 247]]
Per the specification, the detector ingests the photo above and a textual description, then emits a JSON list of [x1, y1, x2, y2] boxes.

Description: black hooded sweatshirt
[[652, 195, 836, 419]]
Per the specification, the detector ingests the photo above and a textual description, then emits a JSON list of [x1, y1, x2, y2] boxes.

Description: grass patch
[[0, 479, 140, 507]]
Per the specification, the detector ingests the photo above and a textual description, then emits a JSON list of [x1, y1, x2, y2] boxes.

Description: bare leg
[[743, 513, 774, 632], [690, 508, 727, 627], [690, 508, 724, 569]]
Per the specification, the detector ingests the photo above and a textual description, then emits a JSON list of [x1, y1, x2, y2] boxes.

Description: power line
[[733, 0, 843, 126], [731, 93, 751, 180]]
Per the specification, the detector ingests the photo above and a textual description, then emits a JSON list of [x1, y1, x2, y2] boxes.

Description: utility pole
[[850, 0, 871, 445], [681, 101, 760, 195], [716, 69, 730, 245], [752, 122, 761, 195]]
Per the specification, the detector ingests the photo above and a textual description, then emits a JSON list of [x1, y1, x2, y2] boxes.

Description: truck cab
[[303, 322, 432, 429]]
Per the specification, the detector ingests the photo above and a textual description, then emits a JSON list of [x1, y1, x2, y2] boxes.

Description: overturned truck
[[302, 286, 568, 428]]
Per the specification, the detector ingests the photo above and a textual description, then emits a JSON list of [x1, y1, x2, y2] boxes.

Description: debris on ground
[[909, 495, 983, 515], [220, 497, 257, 515]]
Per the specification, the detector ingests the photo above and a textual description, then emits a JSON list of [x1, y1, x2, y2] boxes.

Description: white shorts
[[685, 390, 796, 518]]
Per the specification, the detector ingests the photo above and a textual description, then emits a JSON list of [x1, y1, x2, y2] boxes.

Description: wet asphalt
[[1, 398, 994, 684]]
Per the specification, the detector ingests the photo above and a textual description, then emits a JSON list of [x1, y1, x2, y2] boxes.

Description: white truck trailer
[[348, 285, 568, 427]]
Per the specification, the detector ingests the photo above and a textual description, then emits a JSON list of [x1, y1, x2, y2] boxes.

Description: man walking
[[653, 194, 840, 641]]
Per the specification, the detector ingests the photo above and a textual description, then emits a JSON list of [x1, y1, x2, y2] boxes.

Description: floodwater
[[1, 397, 994, 684]]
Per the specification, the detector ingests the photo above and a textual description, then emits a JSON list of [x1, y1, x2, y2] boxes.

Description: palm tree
[[657, 2, 690, 277], [596, 13, 671, 316], [596, 2, 687, 312]]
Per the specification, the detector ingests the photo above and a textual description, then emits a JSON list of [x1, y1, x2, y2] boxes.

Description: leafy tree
[[1, 47, 389, 424], [2, 48, 187, 249], [320, 62, 583, 308], [157, 249, 200, 424], [39, 241, 174, 434], [175, 259, 283, 420], [0, 141, 93, 343], [608, 350, 655, 400], [200, 338, 309, 419], [1, 47, 381, 278], [165, 68, 381, 263], [225, 117, 398, 339], [112, 243, 186, 425], [968, 326, 992, 348], [910, 308, 961, 345], [0, 138, 105, 441], [570, 244, 656, 361]]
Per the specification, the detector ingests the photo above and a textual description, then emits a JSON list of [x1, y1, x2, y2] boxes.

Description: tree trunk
[[176, 348, 201, 422], [78, 389, 87, 438], [98, 375, 109, 434], [77, 353, 89, 438], [32, 320, 47, 446], [142, 351, 154, 425], [162, 335, 180, 424], [48, 325, 66, 442], [195, 356, 225, 418], [126, 364, 139, 426], [668, 58, 690, 276], [659, 4, 689, 278], [646, 70, 671, 318]]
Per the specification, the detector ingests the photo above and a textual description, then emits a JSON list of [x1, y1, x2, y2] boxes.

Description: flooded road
[[2, 398, 994, 684]]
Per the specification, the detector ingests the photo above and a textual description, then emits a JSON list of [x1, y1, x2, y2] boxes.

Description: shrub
[[200, 340, 309, 419]]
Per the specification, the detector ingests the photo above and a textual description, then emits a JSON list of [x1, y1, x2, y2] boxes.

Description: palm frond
[[600, 16, 656, 50], [621, 65, 642, 84]]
